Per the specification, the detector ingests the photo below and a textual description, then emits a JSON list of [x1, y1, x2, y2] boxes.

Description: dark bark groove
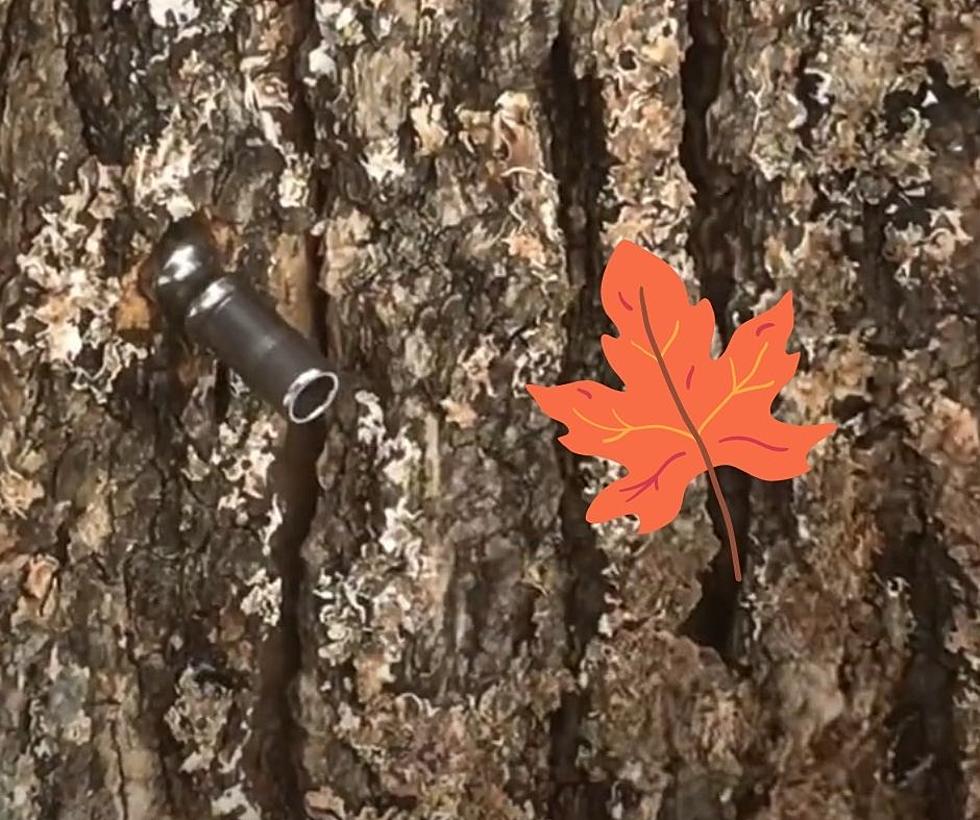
[[544, 18, 615, 820], [676, 0, 751, 663]]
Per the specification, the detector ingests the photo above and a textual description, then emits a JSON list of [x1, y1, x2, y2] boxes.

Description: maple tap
[[147, 213, 340, 424]]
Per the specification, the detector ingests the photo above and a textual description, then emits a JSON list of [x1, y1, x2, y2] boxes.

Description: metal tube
[[184, 277, 339, 423], [150, 216, 340, 423], [151, 214, 224, 325]]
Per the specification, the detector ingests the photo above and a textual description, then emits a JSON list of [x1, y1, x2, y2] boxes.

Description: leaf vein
[[572, 407, 692, 443], [630, 319, 679, 361]]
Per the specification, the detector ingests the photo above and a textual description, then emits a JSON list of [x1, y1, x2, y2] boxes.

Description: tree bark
[[1, 1, 978, 819]]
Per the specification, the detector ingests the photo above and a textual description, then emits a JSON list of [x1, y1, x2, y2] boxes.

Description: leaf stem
[[638, 287, 742, 582]]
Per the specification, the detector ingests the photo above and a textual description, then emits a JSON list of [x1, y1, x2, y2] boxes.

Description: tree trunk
[[1, 1, 978, 819]]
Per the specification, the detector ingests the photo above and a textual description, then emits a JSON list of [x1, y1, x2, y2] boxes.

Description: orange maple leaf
[[527, 241, 836, 582]]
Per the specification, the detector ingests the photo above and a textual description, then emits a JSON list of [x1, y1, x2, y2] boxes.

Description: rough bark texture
[[1, 1, 978, 819]]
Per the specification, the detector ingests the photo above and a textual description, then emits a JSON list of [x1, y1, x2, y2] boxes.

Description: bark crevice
[[676, 0, 751, 663], [0, 0, 31, 138], [543, 19, 615, 820], [874, 443, 966, 819], [243, 3, 329, 815]]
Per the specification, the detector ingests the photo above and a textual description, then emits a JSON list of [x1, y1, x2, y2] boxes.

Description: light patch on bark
[[277, 153, 313, 210], [240, 568, 282, 626], [70, 475, 113, 559], [459, 334, 498, 399], [312, 569, 367, 667], [0, 469, 44, 519], [439, 398, 478, 429], [379, 497, 421, 559], [362, 135, 406, 184], [354, 390, 385, 447], [775, 659, 845, 758], [304, 786, 348, 818], [211, 784, 262, 820], [410, 86, 448, 155], [165, 666, 234, 774], [20, 554, 58, 601], [322, 206, 373, 298], [214, 416, 281, 500], [12, 162, 147, 398], [147, 0, 201, 29], [259, 495, 284, 557], [131, 118, 198, 218], [404, 327, 435, 379]]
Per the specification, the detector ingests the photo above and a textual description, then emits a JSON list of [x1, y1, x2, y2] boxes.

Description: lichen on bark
[[1, 0, 978, 819]]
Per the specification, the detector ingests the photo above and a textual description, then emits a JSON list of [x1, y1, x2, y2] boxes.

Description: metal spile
[[149, 215, 339, 424]]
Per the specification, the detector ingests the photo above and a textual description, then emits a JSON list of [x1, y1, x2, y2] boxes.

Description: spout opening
[[284, 369, 339, 424]]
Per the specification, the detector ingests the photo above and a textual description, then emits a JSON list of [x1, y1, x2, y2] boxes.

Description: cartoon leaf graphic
[[527, 241, 836, 582]]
